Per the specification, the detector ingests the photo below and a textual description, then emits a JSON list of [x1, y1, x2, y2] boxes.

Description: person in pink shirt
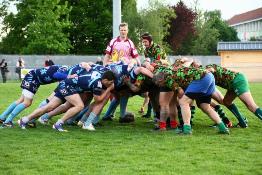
[[102, 22, 140, 123], [103, 22, 140, 66]]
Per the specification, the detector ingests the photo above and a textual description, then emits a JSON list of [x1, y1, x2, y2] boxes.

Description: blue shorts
[[54, 81, 80, 101], [185, 73, 215, 104], [20, 70, 40, 94]]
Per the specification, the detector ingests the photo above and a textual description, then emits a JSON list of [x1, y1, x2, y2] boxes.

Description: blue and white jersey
[[90, 64, 109, 73], [34, 65, 68, 84], [67, 64, 88, 76], [105, 61, 129, 87], [64, 70, 104, 96]]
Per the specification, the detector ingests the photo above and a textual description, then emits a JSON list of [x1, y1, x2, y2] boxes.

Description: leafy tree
[[0, 0, 72, 54], [64, 0, 112, 54], [164, 1, 197, 54], [135, 0, 175, 53]]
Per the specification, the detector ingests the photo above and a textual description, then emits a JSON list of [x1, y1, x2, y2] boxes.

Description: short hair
[[102, 71, 116, 81], [141, 32, 153, 43], [152, 72, 166, 83], [119, 22, 128, 29]]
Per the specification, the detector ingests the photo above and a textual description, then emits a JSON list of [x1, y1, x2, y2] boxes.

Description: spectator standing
[[16, 57, 25, 81], [0, 59, 9, 83]]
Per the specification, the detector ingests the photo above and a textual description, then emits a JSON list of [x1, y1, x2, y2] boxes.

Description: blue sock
[[0, 102, 17, 120], [74, 106, 89, 121], [102, 98, 119, 119], [40, 113, 50, 120], [120, 96, 128, 118], [84, 112, 97, 126], [92, 115, 100, 125], [4, 103, 26, 123], [38, 99, 48, 108]]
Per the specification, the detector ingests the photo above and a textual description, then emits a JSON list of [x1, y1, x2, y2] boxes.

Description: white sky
[[137, 0, 262, 20]]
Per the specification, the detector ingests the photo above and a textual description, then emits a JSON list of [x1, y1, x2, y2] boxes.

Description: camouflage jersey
[[135, 63, 171, 88], [205, 64, 239, 89], [144, 42, 167, 63], [161, 66, 207, 90]]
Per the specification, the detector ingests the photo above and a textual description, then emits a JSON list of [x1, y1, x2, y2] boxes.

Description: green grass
[[0, 83, 261, 175]]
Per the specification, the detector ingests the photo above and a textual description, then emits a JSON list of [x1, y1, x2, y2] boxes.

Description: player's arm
[[93, 83, 114, 103]]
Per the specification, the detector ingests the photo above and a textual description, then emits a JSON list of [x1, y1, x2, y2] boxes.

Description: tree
[[64, 0, 112, 54], [136, 0, 175, 53], [164, 1, 197, 54], [0, 0, 72, 54]]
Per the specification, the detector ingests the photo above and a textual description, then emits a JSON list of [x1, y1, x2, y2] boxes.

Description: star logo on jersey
[[44, 76, 52, 82], [40, 68, 48, 75]]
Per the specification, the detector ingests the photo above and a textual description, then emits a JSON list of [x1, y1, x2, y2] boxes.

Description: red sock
[[170, 120, 178, 128], [159, 122, 166, 129]]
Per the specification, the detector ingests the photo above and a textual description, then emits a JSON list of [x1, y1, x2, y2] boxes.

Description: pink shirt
[[105, 36, 138, 64]]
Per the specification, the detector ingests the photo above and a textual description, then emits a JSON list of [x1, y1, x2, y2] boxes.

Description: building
[[228, 7, 262, 41], [217, 41, 262, 82]]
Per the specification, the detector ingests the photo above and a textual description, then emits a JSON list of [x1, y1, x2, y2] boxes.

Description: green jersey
[[144, 42, 167, 62], [206, 64, 239, 89], [165, 66, 206, 90]]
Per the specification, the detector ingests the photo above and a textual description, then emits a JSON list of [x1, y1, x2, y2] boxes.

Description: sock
[[159, 121, 166, 129], [190, 106, 196, 125], [215, 105, 230, 125], [120, 96, 128, 118], [0, 102, 17, 120], [84, 112, 97, 127], [72, 106, 89, 122], [40, 113, 50, 120], [255, 108, 262, 120], [170, 120, 178, 128], [177, 106, 183, 126], [38, 99, 48, 108], [145, 102, 152, 116], [217, 122, 228, 132], [183, 125, 192, 134], [92, 115, 100, 125], [4, 103, 26, 123], [227, 103, 247, 127], [102, 98, 119, 119]]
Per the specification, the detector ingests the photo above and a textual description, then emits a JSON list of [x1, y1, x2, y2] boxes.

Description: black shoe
[[102, 117, 113, 121], [0, 119, 5, 124], [28, 121, 37, 128], [119, 116, 134, 123], [142, 114, 151, 118], [1, 121, 14, 128]]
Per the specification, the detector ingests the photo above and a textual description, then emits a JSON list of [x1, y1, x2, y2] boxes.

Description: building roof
[[217, 41, 262, 51], [227, 7, 262, 26]]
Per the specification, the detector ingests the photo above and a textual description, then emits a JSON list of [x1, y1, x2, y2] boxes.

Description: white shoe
[[82, 123, 95, 131], [77, 121, 84, 127], [38, 117, 48, 125]]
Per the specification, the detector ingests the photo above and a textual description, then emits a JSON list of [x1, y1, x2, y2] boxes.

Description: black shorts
[[185, 92, 211, 106]]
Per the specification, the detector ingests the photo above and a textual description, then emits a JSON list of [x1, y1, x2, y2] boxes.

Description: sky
[[137, 0, 262, 20]]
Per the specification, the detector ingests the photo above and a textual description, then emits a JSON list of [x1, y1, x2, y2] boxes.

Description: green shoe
[[218, 128, 230, 135], [182, 125, 192, 135]]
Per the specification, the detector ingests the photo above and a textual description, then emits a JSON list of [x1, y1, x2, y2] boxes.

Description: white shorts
[[22, 89, 35, 99]]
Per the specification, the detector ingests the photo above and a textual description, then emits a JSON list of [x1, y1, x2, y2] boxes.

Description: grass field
[[0, 83, 261, 175]]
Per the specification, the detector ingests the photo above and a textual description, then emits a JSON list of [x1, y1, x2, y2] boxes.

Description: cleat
[[38, 117, 49, 125], [218, 128, 230, 134], [235, 122, 248, 128], [1, 121, 14, 128], [28, 121, 37, 128], [209, 123, 217, 128], [77, 121, 84, 127], [52, 123, 67, 132], [141, 114, 151, 118], [0, 119, 5, 124], [102, 115, 114, 121], [18, 119, 27, 129], [226, 121, 233, 128], [82, 123, 95, 131]]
